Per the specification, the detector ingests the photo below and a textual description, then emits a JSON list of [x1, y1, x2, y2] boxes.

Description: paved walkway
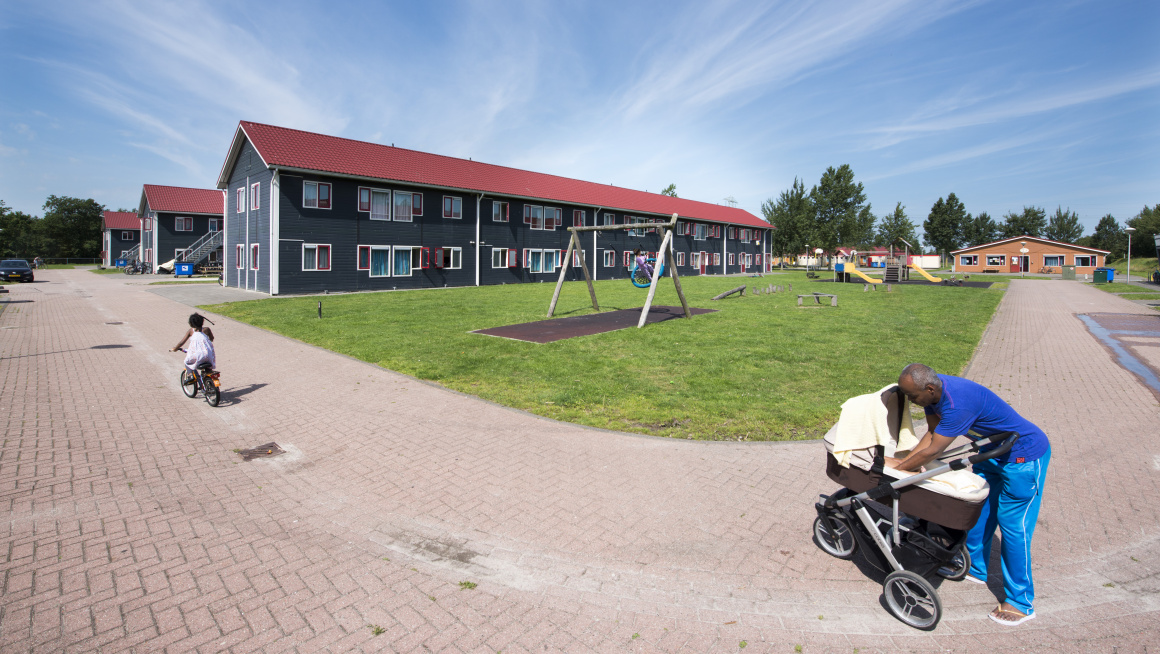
[[1, 272, 1158, 653]]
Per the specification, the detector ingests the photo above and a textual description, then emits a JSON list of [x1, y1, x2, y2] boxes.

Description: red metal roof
[[102, 211, 139, 230], [142, 184, 223, 215], [951, 235, 1109, 255], [222, 121, 769, 228]]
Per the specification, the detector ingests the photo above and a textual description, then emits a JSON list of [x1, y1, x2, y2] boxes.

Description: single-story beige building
[[951, 236, 1108, 275]]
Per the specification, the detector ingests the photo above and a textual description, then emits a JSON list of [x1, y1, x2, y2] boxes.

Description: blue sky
[[1, 0, 1157, 236]]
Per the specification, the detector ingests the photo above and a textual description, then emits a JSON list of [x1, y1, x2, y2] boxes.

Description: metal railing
[[177, 230, 223, 265]]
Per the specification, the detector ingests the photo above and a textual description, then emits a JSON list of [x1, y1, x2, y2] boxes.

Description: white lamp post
[[1125, 226, 1136, 284], [1020, 242, 1028, 278]]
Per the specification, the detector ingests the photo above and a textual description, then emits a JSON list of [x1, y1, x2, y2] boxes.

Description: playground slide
[[847, 267, 882, 284], [909, 263, 942, 283]]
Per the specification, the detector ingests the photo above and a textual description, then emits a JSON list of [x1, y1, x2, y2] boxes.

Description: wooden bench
[[798, 293, 837, 307], [982, 268, 999, 274]]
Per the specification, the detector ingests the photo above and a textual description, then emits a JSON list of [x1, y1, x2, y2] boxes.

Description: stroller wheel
[[883, 570, 942, 630], [937, 544, 971, 581], [813, 514, 857, 559]]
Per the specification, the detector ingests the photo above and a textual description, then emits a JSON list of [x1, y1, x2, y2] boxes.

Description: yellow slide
[[909, 263, 942, 283], [847, 267, 882, 284]]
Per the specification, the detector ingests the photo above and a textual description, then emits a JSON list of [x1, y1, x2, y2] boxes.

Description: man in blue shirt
[[887, 363, 1051, 626]]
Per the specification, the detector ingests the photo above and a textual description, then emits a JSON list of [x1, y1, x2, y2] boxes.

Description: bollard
[[797, 296, 802, 306], [831, 296, 838, 306], [863, 283, 868, 292], [886, 284, 892, 292], [318, 301, 322, 318]]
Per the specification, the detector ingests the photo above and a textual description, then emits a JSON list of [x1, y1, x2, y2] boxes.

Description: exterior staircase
[[884, 265, 903, 283], [124, 243, 141, 262], [178, 230, 223, 265]]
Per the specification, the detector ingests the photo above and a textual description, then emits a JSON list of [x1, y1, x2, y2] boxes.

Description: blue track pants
[[966, 446, 1051, 615]]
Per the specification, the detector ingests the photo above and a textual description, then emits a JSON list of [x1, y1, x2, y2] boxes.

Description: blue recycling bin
[[175, 262, 194, 277], [1095, 267, 1114, 283], [115, 258, 127, 267]]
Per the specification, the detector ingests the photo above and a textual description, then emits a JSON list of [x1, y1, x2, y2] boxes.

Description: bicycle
[[177, 350, 221, 406], [1038, 266, 1055, 274], [630, 258, 666, 288]]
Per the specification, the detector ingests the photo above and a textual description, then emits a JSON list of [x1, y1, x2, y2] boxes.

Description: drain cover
[[105, 322, 123, 325], [237, 442, 286, 461]]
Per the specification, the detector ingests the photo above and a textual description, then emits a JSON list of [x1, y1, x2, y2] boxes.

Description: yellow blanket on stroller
[[831, 383, 920, 468]]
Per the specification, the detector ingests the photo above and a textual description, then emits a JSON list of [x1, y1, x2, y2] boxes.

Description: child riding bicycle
[[171, 313, 216, 371]]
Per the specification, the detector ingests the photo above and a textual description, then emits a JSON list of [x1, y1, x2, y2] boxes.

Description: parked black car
[[0, 259, 35, 283]]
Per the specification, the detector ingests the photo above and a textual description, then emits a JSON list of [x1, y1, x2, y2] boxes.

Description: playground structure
[[908, 263, 942, 283], [547, 213, 691, 328], [835, 263, 882, 284]]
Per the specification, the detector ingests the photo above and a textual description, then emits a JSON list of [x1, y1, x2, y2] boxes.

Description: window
[[623, 251, 632, 267], [714, 253, 721, 265], [491, 248, 517, 269], [604, 213, 615, 226], [986, 254, 1005, 266], [694, 224, 708, 240], [144, 217, 152, 231], [677, 252, 685, 266], [175, 216, 192, 231], [604, 250, 615, 267], [960, 255, 978, 266], [394, 192, 414, 223], [304, 181, 331, 209], [369, 190, 390, 221], [412, 193, 423, 216], [692, 252, 701, 268], [523, 204, 545, 229], [236, 244, 244, 269], [1075, 255, 1095, 267], [175, 248, 188, 261], [302, 244, 331, 271], [369, 247, 391, 277], [209, 219, 220, 232], [236, 187, 245, 213], [390, 246, 426, 276], [544, 207, 561, 230], [143, 248, 152, 263], [1044, 255, 1064, 267], [573, 209, 586, 227], [572, 249, 585, 268], [435, 247, 462, 269], [251, 183, 260, 210], [739, 229, 751, 243], [358, 188, 371, 212], [358, 245, 371, 270], [727, 226, 736, 239], [728, 253, 735, 265], [121, 231, 133, 240], [526, 249, 543, 273], [250, 244, 259, 270], [442, 196, 462, 219], [492, 201, 509, 222]]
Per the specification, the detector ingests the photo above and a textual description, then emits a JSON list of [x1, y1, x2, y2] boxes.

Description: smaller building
[[951, 236, 1108, 275], [138, 184, 225, 272], [101, 211, 140, 266]]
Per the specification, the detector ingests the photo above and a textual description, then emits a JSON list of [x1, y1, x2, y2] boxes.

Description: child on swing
[[633, 248, 654, 279]]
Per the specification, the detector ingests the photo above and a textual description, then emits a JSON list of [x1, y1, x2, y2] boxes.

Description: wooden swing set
[[546, 213, 692, 328]]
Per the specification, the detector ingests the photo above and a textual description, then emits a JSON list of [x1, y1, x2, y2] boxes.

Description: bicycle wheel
[[180, 369, 198, 398], [883, 570, 941, 630], [204, 381, 220, 407]]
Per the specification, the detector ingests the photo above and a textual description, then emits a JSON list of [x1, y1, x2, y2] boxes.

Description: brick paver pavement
[[1, 272, 1158, 653]]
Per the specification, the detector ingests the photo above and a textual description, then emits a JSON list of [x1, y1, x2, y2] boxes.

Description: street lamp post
[[1125, 227, 1136, 284], [1020, 241, 1028, 278]]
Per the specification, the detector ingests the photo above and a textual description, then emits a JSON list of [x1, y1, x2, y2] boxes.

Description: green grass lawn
[[90, 267, 127, 275], [1086, 281, 1142, 294], [204, 274, 1003, 441], [1106, 257, 1158, 278]]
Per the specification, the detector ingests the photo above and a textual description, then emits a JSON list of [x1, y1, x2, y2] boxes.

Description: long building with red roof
[[216, 120, 772, 295]]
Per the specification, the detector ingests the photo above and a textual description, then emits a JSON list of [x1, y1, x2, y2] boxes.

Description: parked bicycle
[[123, 260, 148, 275], [177, 349, 221, 406]]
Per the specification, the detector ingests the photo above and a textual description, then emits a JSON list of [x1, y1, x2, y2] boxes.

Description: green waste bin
[[1061, 265, 1076, 280], [1093, 268, 1109, 284]]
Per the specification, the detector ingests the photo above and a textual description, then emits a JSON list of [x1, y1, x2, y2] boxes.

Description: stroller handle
[[947, 431, 1020, 471]]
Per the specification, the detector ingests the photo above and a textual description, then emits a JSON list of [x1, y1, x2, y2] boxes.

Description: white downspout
[[475, 194, 483, 286], [270, 170, 279, 295], [724, 224, 729, 276], [244, 175, 250, 290]]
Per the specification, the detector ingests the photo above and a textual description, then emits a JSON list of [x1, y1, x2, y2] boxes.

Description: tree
[[1044, 206, 1084, 243], [1001, 206, 1046, 238], [923, 193, 967, 257], [660, 184, 678, 197], [1089, 214, 1125, 260], [875, 202, 917, 248], [809, 164, 867, 251], [961, 211, 1000, 247], [40, 195, 104, 258], [1126, 204, 1159, 258], [762, 177, 813, 259], [0, 200, 48, 259]]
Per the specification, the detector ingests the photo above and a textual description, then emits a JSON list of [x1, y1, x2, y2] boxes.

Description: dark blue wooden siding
[[107, 229, 138, 260], [224, 139, 273, 292]]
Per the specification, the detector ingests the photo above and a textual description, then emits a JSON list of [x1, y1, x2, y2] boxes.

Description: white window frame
[[362, 188, 390, 221], [236, 244, 244, 269], [986, 254, 1005, 266], [144, 217, 152, 231], [250, 182, 260, 210], [573, 209, 586, 227], [604, 213, 615, 226], [368, 246, 391, 277], [393, 191, 414, 223], [302, 243, 332, 271], [1043, 255, 1064, 267], [1074, 255, 1095, 267], [175, 216, 193, 232], [303, 181, 332, 210], [143, 248, 152, 263], [236, 187, 245, 214], [121, 231, 133, 240], [544, 207, 561, 231], [524, 204, 545, 230], [208, 219, 220, 232], [728, 253, 735, 265], [491, 247, 509, 269], [443, 247, 462, 270], [250, 243, 259, 271], [623, 251, 632, 267], [677, 251, 685, 266], [714, 253, 721, 265], [603, 250, 615, 267], [694, 224, 707, 241], [442, 195, 462, 220], [492, 201, 509, 223], [175, 248, 188, 261], [692, 252, 701, 268], [960, 255, 978, 266]]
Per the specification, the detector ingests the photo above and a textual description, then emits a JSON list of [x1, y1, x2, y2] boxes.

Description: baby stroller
[[812, 385, 1018, 629]]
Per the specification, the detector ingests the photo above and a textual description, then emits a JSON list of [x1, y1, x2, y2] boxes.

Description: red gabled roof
[[219, 121, 769, 229], [142, 184, 223, 215], [102, 211, 139, 230], [951, 235, 1109, 255]]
